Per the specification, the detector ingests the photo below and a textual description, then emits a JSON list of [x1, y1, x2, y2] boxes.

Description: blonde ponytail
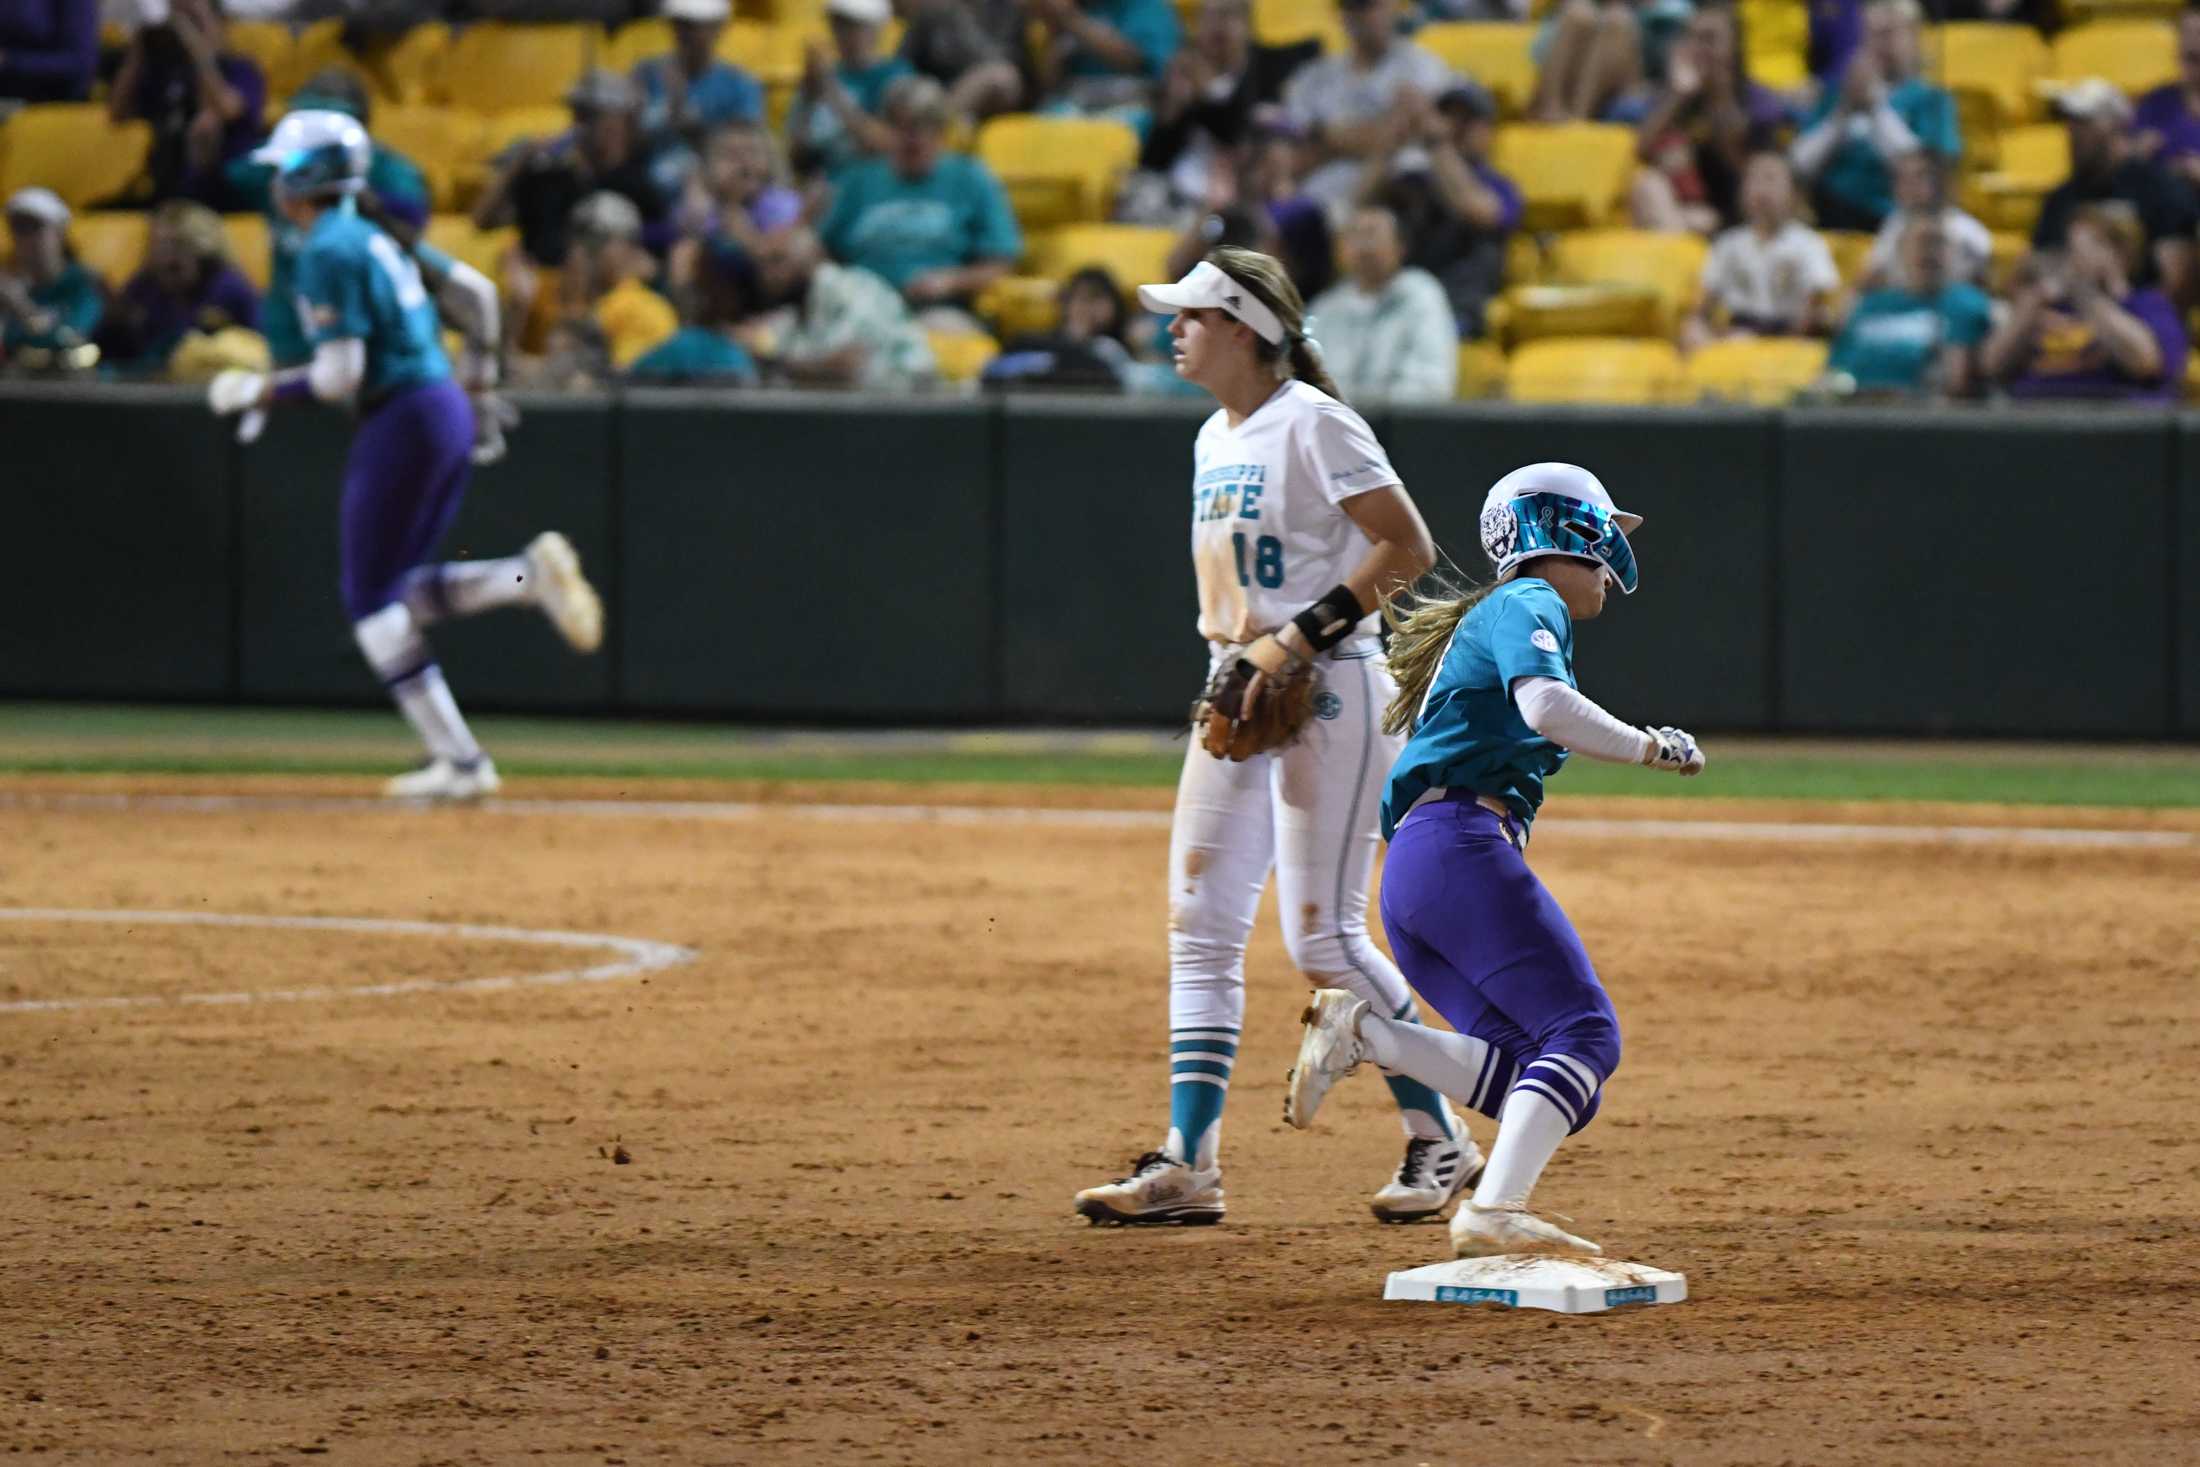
[[1380, 575, 1493, 736]]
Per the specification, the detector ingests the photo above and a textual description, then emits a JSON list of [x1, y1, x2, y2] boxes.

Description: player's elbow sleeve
[[308, 340, 366, 402]]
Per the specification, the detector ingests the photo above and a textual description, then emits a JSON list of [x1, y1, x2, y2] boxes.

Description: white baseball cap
[[663, 0, 731, 20], [2052, 76, 2131, 126], [826, 0, 891, 25], [4, 187, 70, 228], [1137, 260, 1285, 345]]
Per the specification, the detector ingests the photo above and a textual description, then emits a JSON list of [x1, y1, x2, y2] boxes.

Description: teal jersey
[[232, 148, 432, 366], [291, 199, 449, 398], [1, 261, 103, 352], [1381, 579, 1577, 840], [819, 153, 1022, 289], [1828, 282, 1992, 391]]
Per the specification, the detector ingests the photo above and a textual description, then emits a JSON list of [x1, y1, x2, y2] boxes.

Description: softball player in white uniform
[[1075, 248, 1481, 1227]]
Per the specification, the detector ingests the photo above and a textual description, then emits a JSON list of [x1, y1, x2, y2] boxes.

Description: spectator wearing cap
[[1789, 0, 1957, 231], [1986, 202, 2188, 404], [108, 0, 266, 203], [1686, 151, 1839, 351], [629, 239, 762, 385], [2037, 78, 2199, 302], [476, 68, 674, 270], [819, 74, 1020, 326], [634, 0, 765, 138], [788, 0, 915, 179], [1824, 214, 1989, 398], [224, 67, 432, 230], [1367, 79, 1519, 338], [0, 0, 99, 101], [895, 0, 1025, 123], [1861, 150, 1988, 289], [1025, 0, 1182, 119], [2134, 11, 2200, 192], [1136, 0, 1317, 218], [748, 225, 936, 389], [1628, 1, 1792, 235], [97, 198, 261, 374], [1281, 0, 1458, 216], [0, 188, 102, 364], [1303, 203, 1458, 401], [554, 191, 680, 371]]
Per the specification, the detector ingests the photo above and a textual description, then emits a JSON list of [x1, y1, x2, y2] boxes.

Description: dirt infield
[[2, 776, 2195, 1465]]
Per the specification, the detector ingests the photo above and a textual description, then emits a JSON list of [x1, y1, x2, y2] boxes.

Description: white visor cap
[[1481, 461, 1643, 533], [1137, 260, 1286, 346]]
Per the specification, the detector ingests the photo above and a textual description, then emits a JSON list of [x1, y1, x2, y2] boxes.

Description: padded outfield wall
[[3, 385, 2191, 737]]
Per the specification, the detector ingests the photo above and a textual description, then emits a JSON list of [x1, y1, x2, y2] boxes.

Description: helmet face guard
[[1479, 491, 1640, 594]]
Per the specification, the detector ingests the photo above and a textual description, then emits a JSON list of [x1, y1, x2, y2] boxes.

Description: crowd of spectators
[[3, 0, 2200, 405]]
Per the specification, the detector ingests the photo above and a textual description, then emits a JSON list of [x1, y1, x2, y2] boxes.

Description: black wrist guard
[[1291, 584, 1365, 655]]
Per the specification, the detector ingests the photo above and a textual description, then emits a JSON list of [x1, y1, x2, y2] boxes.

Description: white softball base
[[1384, 1254, 1687, 1313]]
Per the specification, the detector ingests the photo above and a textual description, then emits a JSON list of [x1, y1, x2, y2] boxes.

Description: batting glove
[[471, 391, 520, 465], [1642, 725, 1705, 776]]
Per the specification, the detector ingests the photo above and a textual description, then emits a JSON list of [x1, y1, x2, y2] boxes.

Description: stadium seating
[[2048, 21, 2177, 99], [608, 18, 677, 73], [1740, 0, 1810, 90], [1971, 123, 2068, 232], [717, 19, 809, 83], [1822, 230, 1876, 288], [1547, 229, 1706, 335], [70, 212, 150, 288], [222, 214, 273, 290], [1506, 337, 1687, 404], [356, 22, 451, 106], [374, 106, 483, 213], [224, 22, 297, 100], [1416, 23, 1538, 116], [927, 329, 999, 384], [424, 216, 520, 280], [1987, 230, 2030, 291], [1455, 339, 1507, 400], [0, 105, 152, 208], [1252, 0, 1346, 51], [976, 115, 1139, 229], [977, 275, 1061, 338], [1028, 224, 1178, 294], [443, 23, 594, 113], [1685, 336, 1829, 404], [1492, 124, 1637, 232], [1929, 22, 2050, 125], [289, 19, 352, 103]]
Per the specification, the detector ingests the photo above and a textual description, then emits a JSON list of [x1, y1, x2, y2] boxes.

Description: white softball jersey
[[1189, 380, 1401, 646]]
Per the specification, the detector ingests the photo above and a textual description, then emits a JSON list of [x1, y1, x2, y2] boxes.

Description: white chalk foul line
[[0, 790, 2191, 848], [0, 908, 697, 1015]]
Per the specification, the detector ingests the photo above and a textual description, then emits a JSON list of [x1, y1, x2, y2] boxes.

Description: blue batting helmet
[[1478, 463, 1645, 595], [251, 109, 370, 199]]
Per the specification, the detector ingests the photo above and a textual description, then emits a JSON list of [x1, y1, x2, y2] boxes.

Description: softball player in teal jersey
[[1074, 247, 1479, 1228]]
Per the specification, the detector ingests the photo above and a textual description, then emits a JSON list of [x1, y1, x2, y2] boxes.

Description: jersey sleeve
[[1302, 399, 1401, 505], [1489, 590, 1575, 692], [292, 238, 371, 345]]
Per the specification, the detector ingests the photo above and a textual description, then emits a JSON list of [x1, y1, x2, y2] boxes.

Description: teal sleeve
[[225, 157, 275, 214], [1904, 84, 1960, 158], [1114, 0, 1180, 76], [293, 241, 370, 343], [1490, 594, 1574, 691], [54, 269, 105, 340], [968, 163, 1021, 262], [1946, 287, 1992, 347], [413, 241, 456, 280], [820, 170, 863, 257]]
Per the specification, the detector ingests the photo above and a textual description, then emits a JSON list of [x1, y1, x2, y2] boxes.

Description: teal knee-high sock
[[1165, 1026, 1238, 1171]]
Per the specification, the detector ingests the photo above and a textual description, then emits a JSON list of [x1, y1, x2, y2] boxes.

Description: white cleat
[[383, 756, 501, 803], [1283, 988, 1368, 1129], [1450, 1202, 1602, 1259], [1074, 1151, 1225, 1227], [527, 531, 603, 654], [1371, 1135, 1486, 1224]]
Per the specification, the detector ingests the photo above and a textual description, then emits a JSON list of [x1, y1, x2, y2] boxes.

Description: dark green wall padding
[[4, 386, 2190, 736]]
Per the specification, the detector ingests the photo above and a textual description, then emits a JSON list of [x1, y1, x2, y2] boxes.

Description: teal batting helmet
[[1478, 463, 1644, 595]]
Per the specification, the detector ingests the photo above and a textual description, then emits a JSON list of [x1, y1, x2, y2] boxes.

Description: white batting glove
[[207, 369, 266, 417], [1642, 725, 1705, 776]]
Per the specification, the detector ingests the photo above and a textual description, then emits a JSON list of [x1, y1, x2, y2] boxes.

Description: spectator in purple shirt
[[97, 198, 261, 375], [108, 0, 266, 204], [1984, 203, 2188, 403], [666, 120, 805, 300], [2133, 10, 2200, 195], [0, 0, 98, 101]]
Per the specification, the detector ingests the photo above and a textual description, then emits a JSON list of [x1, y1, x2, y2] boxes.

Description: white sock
[[1471, 1087, 1574, 1210], [404, 557, 537, 627], [1359, 1014, 1499, 1105], [390, 666, 483, 766]]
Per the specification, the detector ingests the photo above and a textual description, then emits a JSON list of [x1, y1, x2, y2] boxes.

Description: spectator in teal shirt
[[634, 0, 765, 137], [0, 188, 103, 364], [1030, 0, 1182, 118], [820, 75, 1021, 317], [788, 0, 915, 178], [1826, 217, 1988, 396], [629, 240, 761, 386], [1789, 0, 1957, 230]]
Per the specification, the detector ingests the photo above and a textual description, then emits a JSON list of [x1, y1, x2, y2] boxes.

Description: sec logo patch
[[1530, 629, 1560, 654], [1313, 691, 1343, 721]]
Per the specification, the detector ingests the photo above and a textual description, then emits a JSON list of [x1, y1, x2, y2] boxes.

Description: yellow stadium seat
[[1457, 339, 1506, 400], [443, 23, 593, 113], [424, 215, 520, 280], [1416, 23, 1538, 117], [927, 329, 999, 383], [1927, 22, 2050, 125], [0, 105, 152, 208], [976, 115, 1139, 229], [1973, 123, 2069, 232], [1507, 337, 1686, 404], [374, 106, 482, 212], [70, 211, 149, 288], [479, 105, 574, 158], [1028, 223, 1177, 294], [977, 275, 1061, 337], [225, 22, 296, 99], [356, 22, 450, 106], [1686, 336, 1828, 404], [1987, 230, 2029, 292], [1740, 0, 1809, 91], [718, 20, 807, 84], [1822, 229, 1875, 287], [222, 214, 273, 290], [1548, 228, 1706, 334], [1950, 86, 2001, 172], [1504, 231, 1547, 288], [2049, 21, 2177, 99], [286, 18, 353, 101], [609, 18, 676, 73], [1491, 124, 1637, 231], [1252, 0, 1346, 51]]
